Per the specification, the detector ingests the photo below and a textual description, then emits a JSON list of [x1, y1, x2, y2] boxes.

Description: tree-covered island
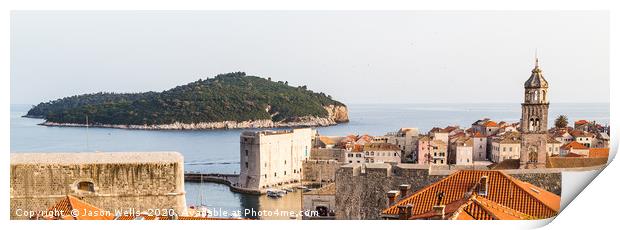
[[25, 72, 349, 130]]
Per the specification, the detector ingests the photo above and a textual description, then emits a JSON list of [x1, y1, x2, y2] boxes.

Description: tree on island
[[554, 115, 568, 129]]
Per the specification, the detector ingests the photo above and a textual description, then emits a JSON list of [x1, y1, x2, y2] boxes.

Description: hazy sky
[[11, 11, 609, 105]]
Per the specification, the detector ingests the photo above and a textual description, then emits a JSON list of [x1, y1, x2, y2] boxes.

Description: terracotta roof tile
[[44, 195, 244, 220], [382, 170, 559, 220], [560, 141, 588, 150], [44, 195, 114, 220], [574, 120, 588, 125], [482, 121, 499, 127], [318, 136, 336, 145], [364, 143, 400, 151]]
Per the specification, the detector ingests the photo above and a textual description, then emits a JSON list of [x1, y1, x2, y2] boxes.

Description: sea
[[10, 103, 609, 219]]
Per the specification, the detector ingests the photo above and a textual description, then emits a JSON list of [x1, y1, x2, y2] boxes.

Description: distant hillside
[[26, 72, 349, 129]]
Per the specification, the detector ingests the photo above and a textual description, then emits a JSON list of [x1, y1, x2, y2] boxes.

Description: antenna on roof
[[535, 49, 539, 67]]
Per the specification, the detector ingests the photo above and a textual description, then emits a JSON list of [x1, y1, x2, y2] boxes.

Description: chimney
[[432, 205, 445, 220], [397, 204, 413, 220], [399, 184, 411, 199], [387, 190, 399, 206], [478, 176, 489, 196]]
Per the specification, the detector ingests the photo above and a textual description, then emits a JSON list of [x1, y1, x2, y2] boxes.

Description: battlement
[[10, 152, 186, 220]]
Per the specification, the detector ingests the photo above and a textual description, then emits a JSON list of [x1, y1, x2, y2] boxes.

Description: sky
[[10, 11, 609, 105]]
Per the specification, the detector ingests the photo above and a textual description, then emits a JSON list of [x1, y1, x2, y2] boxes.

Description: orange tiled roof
[[482, 121, 498, 127], [574, 120, 588, 125], [589, 148, 609, 158], [318, 136, 336, 145], [560, 141, 588, 150], [473, 132, 486, 138], [381, 170, 559, 220], [44, 195, 114, 220], [569, 130, 592, 138], [443, 126, 458, 133], [43, 195, 243, 220], [411, 194, 534, 220], [350, 144, 364, 152], [363, 143, 400, 151], [546, 137, 562, 144]]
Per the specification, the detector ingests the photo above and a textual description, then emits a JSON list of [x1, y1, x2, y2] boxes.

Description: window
[[245, 162, 248, 168], [284, 160, 287, 165], [509, 147, 513, 152], [502, 147, 506, 152], [274, 172, 277, 177], [284, 171, 287, 175], [77, 181, 95, 192], [349, 161, 352, 163]]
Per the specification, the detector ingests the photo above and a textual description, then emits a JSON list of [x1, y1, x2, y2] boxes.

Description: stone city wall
[[310, 148, 345, 162], [335, 163, 562, 220], [10, 152, 186, 220], [303, 160, 341, 183]]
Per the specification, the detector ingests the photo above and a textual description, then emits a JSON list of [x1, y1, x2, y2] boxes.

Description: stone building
[[302, 183, 336, 219], [362, 143, 401, 164], [429, 140, 448, 165], [472, 132, 488, 161], [490, 133, 521, 163], [334, 163, 561, 220], [416, 136, 431, 164], [559, 141, 589, 156], [448, 136, 473, 165], [546, 138, 562, 156], [384, 128, 420, 163], [238, 128, 312, 190], [520, 57, 550, 169], [10, 152, 186, 220], [570, 130, 594, 148]]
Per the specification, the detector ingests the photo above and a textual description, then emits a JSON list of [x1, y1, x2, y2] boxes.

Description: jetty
[[184, 172, 314, 195]]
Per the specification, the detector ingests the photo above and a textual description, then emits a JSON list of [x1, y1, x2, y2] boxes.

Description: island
[[25, 72, 349, 130]]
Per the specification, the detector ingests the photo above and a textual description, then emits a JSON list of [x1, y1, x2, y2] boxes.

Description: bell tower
[[520, 56, 549, 169]]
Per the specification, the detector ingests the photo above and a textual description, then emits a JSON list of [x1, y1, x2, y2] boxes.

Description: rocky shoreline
[[31, 105, 350, 130], [39, 116, 344, 130]]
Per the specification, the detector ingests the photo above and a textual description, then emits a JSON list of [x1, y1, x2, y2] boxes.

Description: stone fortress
[[238, 128, 313, 191], [10, 152, 186, 220]]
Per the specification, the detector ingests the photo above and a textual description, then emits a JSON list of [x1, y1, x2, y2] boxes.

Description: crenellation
[[10, 152, 186, 220]]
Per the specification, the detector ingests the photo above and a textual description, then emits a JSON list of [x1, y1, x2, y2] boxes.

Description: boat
[[266, 190, 282, 198], [282, 188, 294, 193]]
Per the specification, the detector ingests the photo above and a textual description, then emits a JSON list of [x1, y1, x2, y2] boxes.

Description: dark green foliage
[[26, 72, 345, 125], [554, 115, 568, 129]]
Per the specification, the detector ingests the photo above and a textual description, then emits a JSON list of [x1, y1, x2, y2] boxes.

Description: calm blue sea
[[10, 103, 609, 218]]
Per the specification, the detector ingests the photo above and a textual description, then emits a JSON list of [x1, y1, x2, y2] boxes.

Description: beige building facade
[[238, 128, 312, 190]]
